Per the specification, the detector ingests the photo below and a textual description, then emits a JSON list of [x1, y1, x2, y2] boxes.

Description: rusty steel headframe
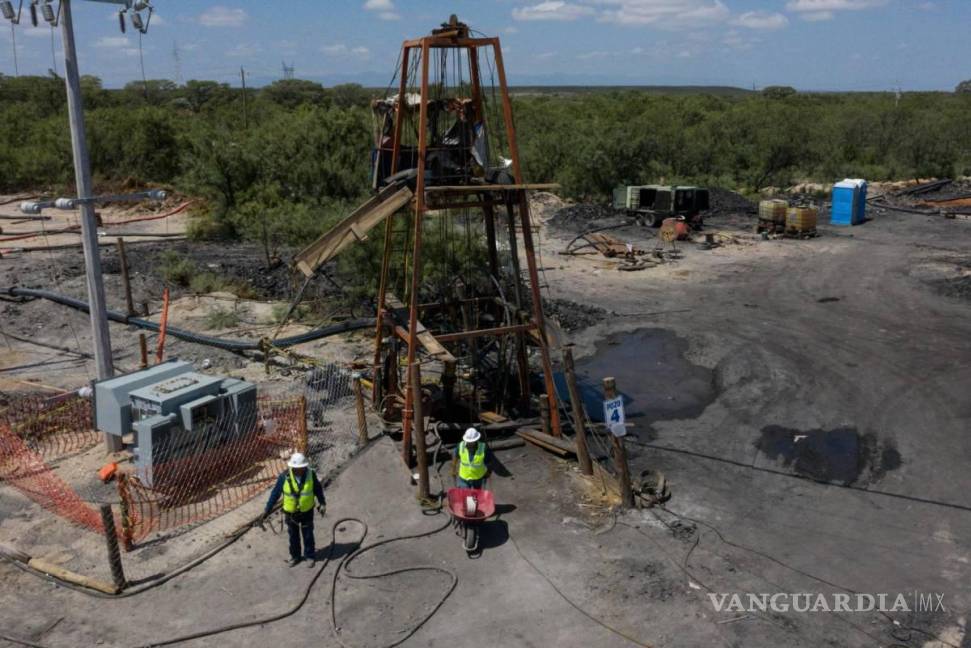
[[371, 16, 562, 465]]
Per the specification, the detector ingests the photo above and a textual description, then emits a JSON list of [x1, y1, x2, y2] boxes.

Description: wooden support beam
[[424, 183, 559, 194], [604, 377, 634, 508], [412, 363, 430, 501], [435, 323, 534, 343], [563, 348, 593, 476], [295, 184, 413, 277], [387, 293, 456, 363], [516, 428, 576, 456]]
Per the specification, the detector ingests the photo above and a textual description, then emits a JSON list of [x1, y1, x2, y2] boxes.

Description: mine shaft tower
[[370, 16, 561, 463]]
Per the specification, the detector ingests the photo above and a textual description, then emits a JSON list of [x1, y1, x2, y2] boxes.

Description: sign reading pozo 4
[[603, 396, 626, 437]]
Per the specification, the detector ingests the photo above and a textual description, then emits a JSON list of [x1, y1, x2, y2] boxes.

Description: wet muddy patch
[[756, 425, 901, 485], [565, 328, 717, 436], [909, 254, 971, 301]]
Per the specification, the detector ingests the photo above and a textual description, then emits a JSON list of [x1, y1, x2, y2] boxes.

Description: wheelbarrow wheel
[[464, 525, 479, 553]]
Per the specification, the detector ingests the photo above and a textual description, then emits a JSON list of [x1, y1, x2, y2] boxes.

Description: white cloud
[[786, 0, 888, 12], [577, 50, 611, 60], [198, 6, 248, 28], [731, 11, 788, 30], [596, 0, 731, 29], [504, 25, 520, 34], [364, 0, 400, 20], [320, 44, 370, 59], [513, 2, 595, 21], [94, 36, 131, 48], [917, 1, 936, 9], [799, 10, 833, 20]]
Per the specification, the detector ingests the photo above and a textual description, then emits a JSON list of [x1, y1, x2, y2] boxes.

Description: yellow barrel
[[786, 206, 818, 232], [759, 199, 788, 224]]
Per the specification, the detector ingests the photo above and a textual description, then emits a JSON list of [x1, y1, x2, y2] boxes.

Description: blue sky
[[1, 1, 967, 90]]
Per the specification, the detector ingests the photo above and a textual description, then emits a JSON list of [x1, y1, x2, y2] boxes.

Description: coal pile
[[547, 203, 625, 233], [707, 187, 756, 217], [543, 297, 608, 332]]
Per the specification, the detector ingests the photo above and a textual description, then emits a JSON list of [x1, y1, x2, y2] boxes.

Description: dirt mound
[[707, 187, 756, 217]]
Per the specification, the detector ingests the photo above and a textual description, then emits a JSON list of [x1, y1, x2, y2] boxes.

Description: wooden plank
[[28, 558, 119, 595], [435, 323, 534, 343], [387, 293, 456, 363], [517, 428, 576, 456], [424, 183, 560, 194], [480, 410, 508, 424], [295, 184, 413, 277]]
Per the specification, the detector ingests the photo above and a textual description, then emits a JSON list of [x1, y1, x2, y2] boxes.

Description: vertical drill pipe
[[563, 348, 593, 476], [99, 504, 126, 591], [402, 39, 431, 467], [411, 362, 430, 501], [155, 287, 169, 363], [483, 200, 500, 282], [493, 40, 561, 434], [539, 394, 551, 436], [138, 333, 148, 369], [353, 374, 369, 446], [373, 45, 411, 403], [116, 238, 135, 317], [505, 200, 531, 406], [603, 377, 634, 508]]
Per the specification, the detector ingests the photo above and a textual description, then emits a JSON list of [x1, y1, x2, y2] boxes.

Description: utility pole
[[240, 66, 249, 129], [10, 23, 18, 76], [61, 0, 120, 452]]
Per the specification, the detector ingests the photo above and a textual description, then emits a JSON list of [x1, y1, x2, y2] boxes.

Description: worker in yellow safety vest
[[262, 452, 326, 568], [453, 427, 492, 489]]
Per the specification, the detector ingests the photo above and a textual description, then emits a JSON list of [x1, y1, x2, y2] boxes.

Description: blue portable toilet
[[831, 178, 866, 226]]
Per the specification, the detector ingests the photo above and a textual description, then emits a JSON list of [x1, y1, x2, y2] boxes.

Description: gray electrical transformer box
[[93, 361, 257, 487]]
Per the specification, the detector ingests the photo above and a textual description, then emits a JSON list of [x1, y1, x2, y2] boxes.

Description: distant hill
[[507, 85, 755, 97]]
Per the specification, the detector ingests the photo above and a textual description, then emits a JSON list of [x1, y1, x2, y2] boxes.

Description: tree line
[[1, 73, 969, 251]]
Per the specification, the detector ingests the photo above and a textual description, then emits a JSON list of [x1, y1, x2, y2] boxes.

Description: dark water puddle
[[560, 329, 716, 434], [756, 425, 902, 485]]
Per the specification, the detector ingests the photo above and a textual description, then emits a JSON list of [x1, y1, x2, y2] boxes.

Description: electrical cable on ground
[[506, 532, 653, 648], [623, 437, 971, 514], [5, 287, 375, 353]]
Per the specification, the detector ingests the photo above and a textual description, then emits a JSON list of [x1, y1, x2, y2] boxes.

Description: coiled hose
[[5, 287, 375, 352]]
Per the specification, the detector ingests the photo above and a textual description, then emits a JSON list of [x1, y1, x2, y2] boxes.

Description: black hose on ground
[[0, 516, 457, 648], [5, 287, 374, 352]]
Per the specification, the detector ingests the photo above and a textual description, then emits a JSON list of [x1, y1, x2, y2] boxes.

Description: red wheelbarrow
[[446, 487, 495, 554]]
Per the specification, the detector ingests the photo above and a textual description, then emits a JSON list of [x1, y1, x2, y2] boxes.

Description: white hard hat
[[463, 427, 481, 443], [288, 452, 309, 469]]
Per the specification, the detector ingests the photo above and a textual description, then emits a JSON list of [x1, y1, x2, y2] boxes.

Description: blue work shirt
[[264, 469, 326, 515]]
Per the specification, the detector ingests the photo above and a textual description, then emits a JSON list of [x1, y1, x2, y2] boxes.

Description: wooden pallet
[[783, 227, 818, 239]]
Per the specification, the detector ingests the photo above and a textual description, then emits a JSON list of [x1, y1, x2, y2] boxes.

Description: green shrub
[[203, 308, 240, 330], [158, 250, 196, 287]]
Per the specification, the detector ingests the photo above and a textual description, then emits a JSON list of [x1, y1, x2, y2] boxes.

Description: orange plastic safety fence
[[0, 392, 98, 459], [0, 421, 104, 533], [120, 397, 304, 543]]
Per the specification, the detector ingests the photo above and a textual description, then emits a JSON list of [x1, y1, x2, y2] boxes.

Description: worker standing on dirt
[[454, 427, 491, 488], [262, 452, 326, 568]]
